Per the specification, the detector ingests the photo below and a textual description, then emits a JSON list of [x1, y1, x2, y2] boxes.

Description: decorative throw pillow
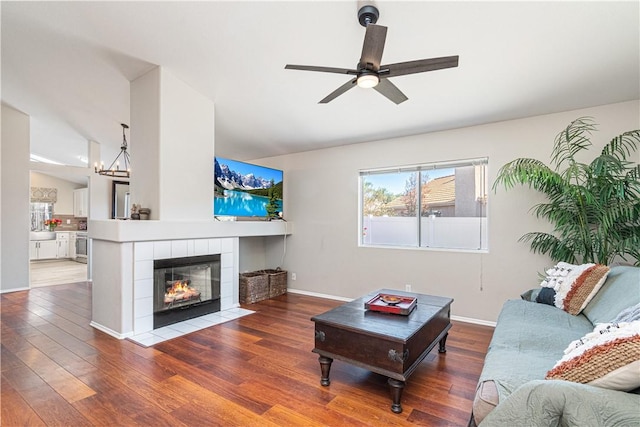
[[535, 287, 556, 306], [520, 288, 539, 302], [546, 321, 640, 391], [541, 262, 610, 315], [540, 262, 577, 289], [557, 264, 610, 315]]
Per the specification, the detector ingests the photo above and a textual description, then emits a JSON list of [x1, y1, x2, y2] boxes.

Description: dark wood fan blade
[[359, 24, 387, 71], [285, 64, 358, 75], [373, 79, 408, 104], [319, 78, 357, 103], [382, 55, 459, 78]]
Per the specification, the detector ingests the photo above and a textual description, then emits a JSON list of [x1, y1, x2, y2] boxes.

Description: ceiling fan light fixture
[[357, 73, 379, 89]]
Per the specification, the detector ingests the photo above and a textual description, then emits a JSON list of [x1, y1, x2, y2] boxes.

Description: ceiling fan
[[285, 5, 459, 105]]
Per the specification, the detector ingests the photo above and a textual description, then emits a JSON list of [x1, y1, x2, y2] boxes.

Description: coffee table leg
[[318, 356, 333, 386], [438, 332, 448, 353], [388, 378, 405, 413]]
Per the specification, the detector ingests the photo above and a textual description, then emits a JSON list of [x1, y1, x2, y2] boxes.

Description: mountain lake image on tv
[[214, 157, 283, 218]]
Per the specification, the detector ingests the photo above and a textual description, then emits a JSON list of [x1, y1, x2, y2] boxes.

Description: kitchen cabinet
[[56, 232, 70, 258], [69, 232, 77, 259], [30, 240, 58, 260], [73, 188, 88, 217]]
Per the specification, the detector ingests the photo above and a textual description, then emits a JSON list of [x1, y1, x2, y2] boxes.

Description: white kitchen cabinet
[[73, 188, 89, 217], [30, 240, 59, 260], [56, 232, 70, 258], [69, 232, 77, 259], [29, 241, 37, 260]]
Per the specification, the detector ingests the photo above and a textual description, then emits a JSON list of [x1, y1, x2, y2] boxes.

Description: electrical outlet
[[66, 219, 71, 224], [292, 273, 297, 281], [405, 284, 412, 292]]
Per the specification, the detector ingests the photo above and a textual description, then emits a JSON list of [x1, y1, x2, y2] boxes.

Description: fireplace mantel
[[89, 219, 293, 242], [89, 220, 292, 340]]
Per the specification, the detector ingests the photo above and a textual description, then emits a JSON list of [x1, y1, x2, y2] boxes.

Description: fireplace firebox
[[153, 254, 221, 328]]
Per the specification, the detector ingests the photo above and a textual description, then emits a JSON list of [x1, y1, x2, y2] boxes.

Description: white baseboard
[[90, 321, 133, 340], [451, 315, 496, 327], [287, 288, 353, 302], [0, 286, 30, 294], [287, 288, 496, 327]]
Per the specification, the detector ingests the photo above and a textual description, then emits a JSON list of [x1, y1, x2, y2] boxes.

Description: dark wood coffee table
[[311, 289, 453, 413]]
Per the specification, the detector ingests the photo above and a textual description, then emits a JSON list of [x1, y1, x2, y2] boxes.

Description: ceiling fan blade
[[382, 55, 459, 78], [285, 64, 357, 75], [359, 24, 387, 71], [319, 78, 357, 103], [373, 79, 408, 105]]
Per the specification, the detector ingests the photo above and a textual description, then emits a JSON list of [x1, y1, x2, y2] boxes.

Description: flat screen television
[[214, 157, 283, 219]]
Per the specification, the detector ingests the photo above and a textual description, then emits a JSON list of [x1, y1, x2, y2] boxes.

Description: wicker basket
[[259, 268, 288, 298], [239, 272, 269, 304]]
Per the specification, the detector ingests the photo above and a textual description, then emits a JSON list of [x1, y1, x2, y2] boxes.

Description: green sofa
[[472, 266, 640, 426]]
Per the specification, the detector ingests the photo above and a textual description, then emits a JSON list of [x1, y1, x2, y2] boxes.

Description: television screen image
[[214, 157, 283, 218]]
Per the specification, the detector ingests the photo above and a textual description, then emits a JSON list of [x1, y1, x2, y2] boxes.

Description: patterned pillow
[[541, 262, 610, 315], [546, 321, 640, 391]]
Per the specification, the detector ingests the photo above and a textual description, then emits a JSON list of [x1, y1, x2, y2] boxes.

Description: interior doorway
[[29, 170, 89, 288]]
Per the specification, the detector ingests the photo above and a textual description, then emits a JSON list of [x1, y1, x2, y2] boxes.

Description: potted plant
[[493, 117, 640, 265]]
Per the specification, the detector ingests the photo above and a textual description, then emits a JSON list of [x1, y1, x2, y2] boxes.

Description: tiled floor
[[127, 307, 255, 347]]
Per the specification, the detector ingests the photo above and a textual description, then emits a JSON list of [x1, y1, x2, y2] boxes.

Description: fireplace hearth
[[153, 254, 221, 328]]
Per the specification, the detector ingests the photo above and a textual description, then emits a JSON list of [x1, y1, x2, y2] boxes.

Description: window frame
[[358, 157, 489, 253]]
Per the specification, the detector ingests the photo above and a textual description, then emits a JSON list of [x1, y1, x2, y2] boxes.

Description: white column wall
[[158, 68, 215, 221], [130, 66, 215, 221], [1, 104, 31, 292]]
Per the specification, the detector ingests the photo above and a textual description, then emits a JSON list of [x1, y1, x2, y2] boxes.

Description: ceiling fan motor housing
[[358, 5, 379, 27]]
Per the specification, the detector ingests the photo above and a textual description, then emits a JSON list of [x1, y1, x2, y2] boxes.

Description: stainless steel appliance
[[75, 232, 88, 263]]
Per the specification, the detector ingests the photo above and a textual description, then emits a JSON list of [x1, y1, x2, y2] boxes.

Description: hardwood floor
[[1, 283, 494, 426]]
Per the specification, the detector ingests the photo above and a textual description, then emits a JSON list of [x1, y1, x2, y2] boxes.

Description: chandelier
[[95, 123, 131, 178]]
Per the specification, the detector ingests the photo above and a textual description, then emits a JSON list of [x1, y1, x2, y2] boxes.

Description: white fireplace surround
[[131, 237, 236, 335], [89, 220, 291, 339]]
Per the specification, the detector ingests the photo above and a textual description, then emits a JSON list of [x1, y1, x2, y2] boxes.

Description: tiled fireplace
[[89, 220, 290, 340], [132, 238, 236, 336]]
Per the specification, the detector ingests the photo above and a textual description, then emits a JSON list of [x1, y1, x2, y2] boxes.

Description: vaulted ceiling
[[2, 1, 639, 168]]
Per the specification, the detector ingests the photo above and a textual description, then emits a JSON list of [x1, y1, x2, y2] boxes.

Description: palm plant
[[493, 117, 640, 265]]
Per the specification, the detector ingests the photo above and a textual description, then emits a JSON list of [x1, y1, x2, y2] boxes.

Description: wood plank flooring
[[1, 283, 494, 426], [30, 260, 88, 288]]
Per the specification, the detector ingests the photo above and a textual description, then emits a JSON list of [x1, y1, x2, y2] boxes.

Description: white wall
[[131, 67, 215, 221], [239, 237, 268, 273], [257, 100, 640, 323], [1, 104, 31, 292], [131, 67, 161, 219]]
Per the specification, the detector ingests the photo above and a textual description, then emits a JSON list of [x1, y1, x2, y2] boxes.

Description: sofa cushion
[[473, 299, 594, 424], [546, 322, 640, 391], [582, 266, 640, 325]]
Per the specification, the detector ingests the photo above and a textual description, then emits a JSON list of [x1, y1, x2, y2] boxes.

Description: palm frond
[[519, 232, 577, 263], [601, 129, 640, 161], [551, 117, 596, 170], [492, 158, 561, 193]]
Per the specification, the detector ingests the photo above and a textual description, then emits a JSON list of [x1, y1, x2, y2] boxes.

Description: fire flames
[[164, 280, 201, 305]]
